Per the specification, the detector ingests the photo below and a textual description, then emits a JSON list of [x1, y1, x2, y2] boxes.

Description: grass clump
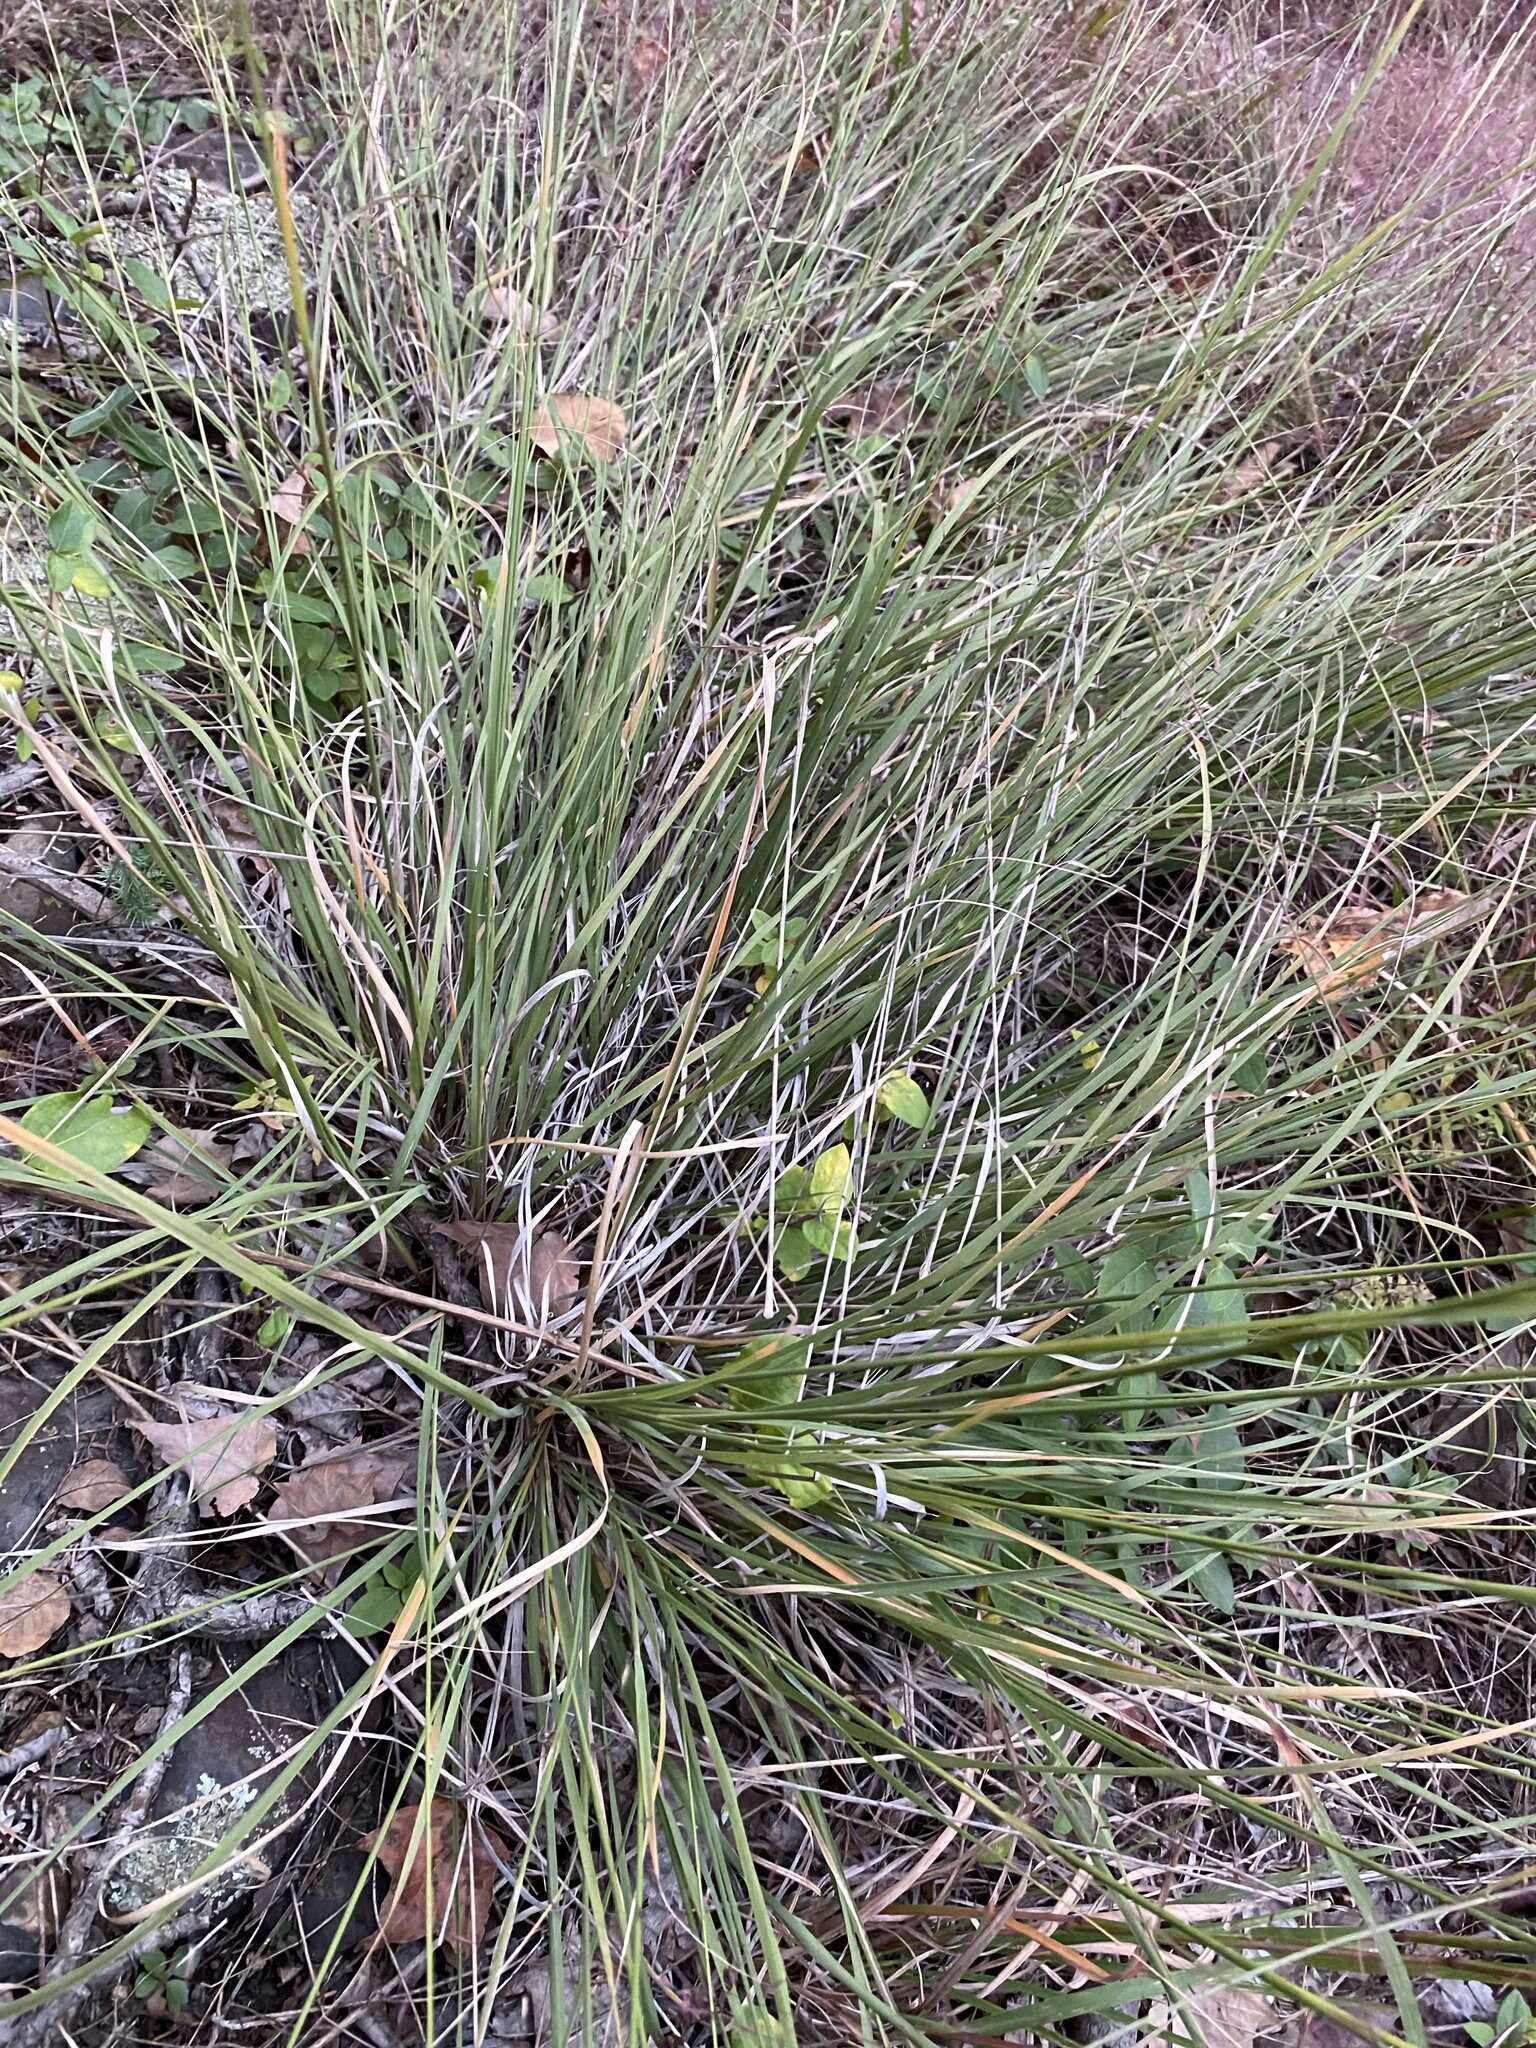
[[3, 0, 1536, 2041]]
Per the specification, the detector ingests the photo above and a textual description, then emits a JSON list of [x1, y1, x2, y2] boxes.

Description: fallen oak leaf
[[432, 1219, 581, 1324], [363, 1798, 506, 1953], [125, 1398, 278, 1517], [0, 1574, 72, 1658], [530, 394, 628, 461], [267, 1446, 412, 1565], [55, 1457, 132, 1513]]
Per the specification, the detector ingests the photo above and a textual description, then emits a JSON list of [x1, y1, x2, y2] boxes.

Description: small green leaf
[[877, 1070, 930, 1129], [1096, 1245, 1160, 1331], [269, 587, 341, 625], [147, 544, 201, 580], [47, 550, 79, 593], [121, 254, 176, 313], [121, 640, 185, 676], [1119, 1370, 1159, 1435], [256, 1307, 294, 1350], [1185, 1547, 1236, 1613], [807, 1143, 852, 1212], [134, 1972, 161, 2000], [773, 1163, 809, 1214], [1185, 1258, 1247, 1327], [735, 909, 808, 972], [346, 1580, 406, 1633], [731, 2004, 792, 2048], [48, 500, 95, 552], [1055, 1243, 1093, 1295], [521, 571, 572, 607], [802, 1214, 856, 1262], [267, 365, 294, 411], [776, 1466, 834, 1509], [19, 1090, 152, 1175], [1023, 352, 1050, 398], [773, 1225, 814, 1280], [1185, 1169, 1215, 1230], [1232, 1046, 1268, 1093], [164, 1976, 190, 2014], [728, 1334, 811, 1411], [65, 384, 135, 437]]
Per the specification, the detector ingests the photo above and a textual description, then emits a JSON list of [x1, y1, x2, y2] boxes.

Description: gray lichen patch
[[103, 1772, 269, 1921]]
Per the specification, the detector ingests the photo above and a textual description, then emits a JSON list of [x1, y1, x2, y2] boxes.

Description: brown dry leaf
[[204, 789, 271, 864], [530, 395, 628, 461], [433, 1219, 582, 1323], [137, 1127, 235, 1208], [267, 1446, 412, 1565], [55, 1457, 131, 1513], [828, 378, 912, 440], [128, 1400, 279, 1518], [268, 467, 313, 554], [627, 32, 667, 86], [0, 1574, 72, 1658], [364, 1798, 506, 1953], [1279, 890, 1471, 1006], [1219, 440, 1295, 503], [1146, 1984, 1274, 2048], [785, 129, 830, 174], [479, 283, 557, 340], [926, 475, 980, 523]]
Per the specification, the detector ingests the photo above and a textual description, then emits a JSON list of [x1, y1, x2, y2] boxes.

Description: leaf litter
[[1279, 889, 1474, 1005], [530, 395, 628, 460], [55, 1457, 132, 1513], [0, 1575, 73, 1658], [363, 1798, 507, 1952], [124, 1396, 279, 1517], [433, 1218, 582, 1321], [267, 1445, 413, 1565]]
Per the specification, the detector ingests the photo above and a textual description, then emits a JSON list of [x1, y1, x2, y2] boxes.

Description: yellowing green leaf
[[69, 554, 113, 598], [776, 1466, 834, 1509], [808, 1143, 852, 1213], [877, 1070, 930, 1128], [728, 1335, 811, 1411], [802, 1214, 856, 1261], [18, 1091, 152, 1176]]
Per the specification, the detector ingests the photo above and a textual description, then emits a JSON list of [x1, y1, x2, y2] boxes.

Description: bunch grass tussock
[[2, 0, 1536, 2041]]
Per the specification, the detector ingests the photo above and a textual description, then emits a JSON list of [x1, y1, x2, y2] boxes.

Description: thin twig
[[0, 847, 114, 921]]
